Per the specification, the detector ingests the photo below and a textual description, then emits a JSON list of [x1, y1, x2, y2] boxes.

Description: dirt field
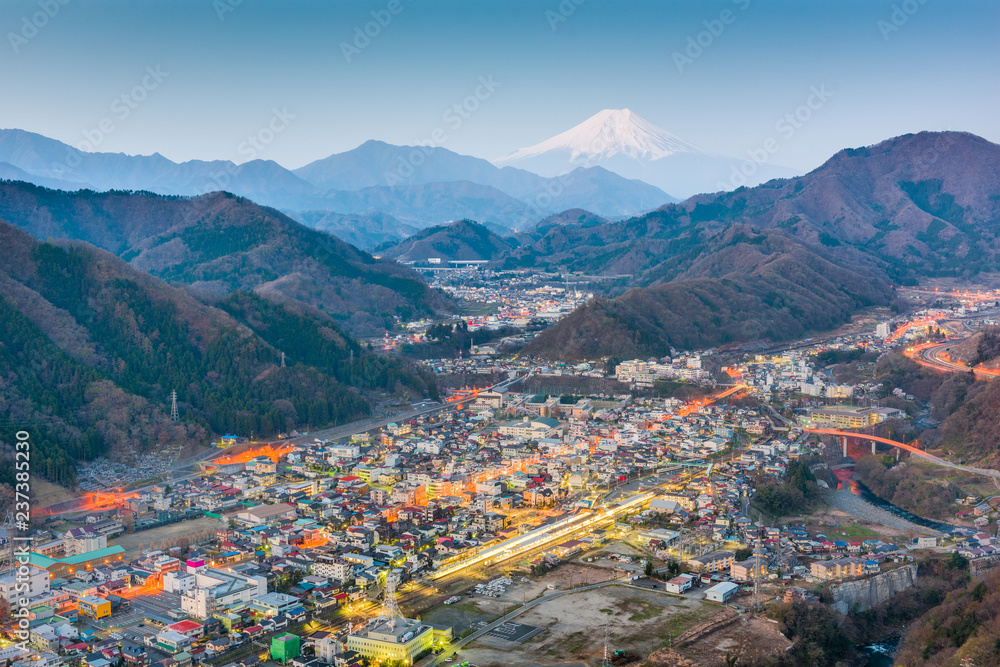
[[680, 615, 793, 666], [110, 516, 220, 556], [32, 478, 77, 508], [457, 585, 718, 667]]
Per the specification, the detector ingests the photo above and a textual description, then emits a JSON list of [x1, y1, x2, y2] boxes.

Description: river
[[852, 480, 960, 534]]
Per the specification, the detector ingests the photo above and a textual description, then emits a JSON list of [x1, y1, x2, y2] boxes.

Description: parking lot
[[486, 622, 544, 643], [101, 591, 183, 634]]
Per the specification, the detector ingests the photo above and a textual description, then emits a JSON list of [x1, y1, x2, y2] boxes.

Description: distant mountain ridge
[[0, 129, 675, 238]]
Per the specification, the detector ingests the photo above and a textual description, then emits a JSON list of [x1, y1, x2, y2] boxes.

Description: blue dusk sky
[[0, 0, 996, 171]]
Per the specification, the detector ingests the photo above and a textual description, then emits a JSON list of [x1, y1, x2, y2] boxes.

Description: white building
[[705, 581, 739, 603], [62, 527, 107, 556], [180, 566, 267, 619], [162, 571, 196, 594], [0, 566, 50, 603]]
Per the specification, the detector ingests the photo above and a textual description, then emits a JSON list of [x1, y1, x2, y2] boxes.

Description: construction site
[[440, 572, 792, 667]]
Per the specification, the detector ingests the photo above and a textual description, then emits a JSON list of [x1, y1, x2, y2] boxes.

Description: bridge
[[805, 428, 1000, 479]]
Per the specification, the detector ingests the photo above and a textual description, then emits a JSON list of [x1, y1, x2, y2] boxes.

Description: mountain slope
[[503, 132, 1000, 286], [523, 227, 890, 359], [0, 181, 453, 335], [678, 131, 1000, 277], [0, 221, 435, 485], [290, 210, 420, 249], [377, 219, 517, 263], [495, 108, 798, 198], [518, 131, 1000, 359]]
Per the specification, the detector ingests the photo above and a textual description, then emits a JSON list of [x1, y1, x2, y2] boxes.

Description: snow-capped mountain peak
[[495, 108, 714, 166]]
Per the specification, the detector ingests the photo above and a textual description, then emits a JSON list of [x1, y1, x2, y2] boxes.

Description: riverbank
[[824, 488, 945, 536]]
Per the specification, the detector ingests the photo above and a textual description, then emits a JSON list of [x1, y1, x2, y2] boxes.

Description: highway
[[906, 337, 1000, 379]]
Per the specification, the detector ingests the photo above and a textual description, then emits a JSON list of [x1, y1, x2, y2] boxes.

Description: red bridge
[[805, 428, 1000, 479]]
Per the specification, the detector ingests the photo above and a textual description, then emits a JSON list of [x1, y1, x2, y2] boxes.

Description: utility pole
[[601, 618, 612, 667]]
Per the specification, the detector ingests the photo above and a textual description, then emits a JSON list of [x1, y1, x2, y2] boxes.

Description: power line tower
[[170, 390, 179, 422], [0, 511, 17, 575], [280, 351, 286, 368], [381, 570, 403, 631]]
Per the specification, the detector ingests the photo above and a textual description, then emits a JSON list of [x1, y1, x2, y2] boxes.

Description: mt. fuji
[[495, 109, 799, 198]]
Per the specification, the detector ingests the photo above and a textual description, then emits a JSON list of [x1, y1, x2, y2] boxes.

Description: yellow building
[[78, 595, 111, 620], [347, 618, 451, 664]]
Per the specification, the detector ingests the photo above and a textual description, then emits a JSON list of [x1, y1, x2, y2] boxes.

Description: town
[[4, 282, 1000, 667]]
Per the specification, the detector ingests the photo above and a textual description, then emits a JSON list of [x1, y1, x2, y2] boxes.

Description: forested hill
[[518, 132, 1000, 359], [0, 181, 454, 335], [0, 220, 436, 486], [376, 219, 517, 263], [523, 226, 891, 359]]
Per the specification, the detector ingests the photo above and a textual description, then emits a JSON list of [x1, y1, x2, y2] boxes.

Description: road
[[41, 374, 526, 514], [906, 337, 1000, 379]]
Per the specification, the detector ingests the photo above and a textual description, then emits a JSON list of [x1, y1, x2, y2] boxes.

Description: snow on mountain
[[496, 108, 714, 164], [495, 109, 799, 199]]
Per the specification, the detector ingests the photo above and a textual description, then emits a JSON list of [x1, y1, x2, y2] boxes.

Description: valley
[[0, 7, 997, 663]]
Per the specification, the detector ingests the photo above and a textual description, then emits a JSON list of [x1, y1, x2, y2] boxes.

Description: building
[[731, 557, 768, 582], [122, 645, 148, 666], [0, 566, 50, 602], [346, 618, 451, 664], [665, 574, 695, 594], [63, 527, 108, 556], [475, 390, 507, 409], [164, 620, 204, 640], [497, 417, 563, 439], [237, 503, 298, 526], [162, 571, 196, 594], [808, 406, 872, 429], [252, 592, 300, 617], [704, 581, 739, 603], [78, 595, 112, 620], [270, 634, 300, 663], [687, 551, 734, 573], [179, 566, 267, 619], [636, 529, 680, 547], [810, 557, 865, 580], [27, 546, 125, 580]]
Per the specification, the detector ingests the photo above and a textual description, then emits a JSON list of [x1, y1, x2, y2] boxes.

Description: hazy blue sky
[[1, 0, 996, 171]]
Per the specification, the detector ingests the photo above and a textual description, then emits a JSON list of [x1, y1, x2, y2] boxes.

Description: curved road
[[905, 335, 1000, 380]]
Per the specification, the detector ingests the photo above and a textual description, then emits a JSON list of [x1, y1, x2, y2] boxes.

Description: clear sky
[[0, 0, 996, 171]]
